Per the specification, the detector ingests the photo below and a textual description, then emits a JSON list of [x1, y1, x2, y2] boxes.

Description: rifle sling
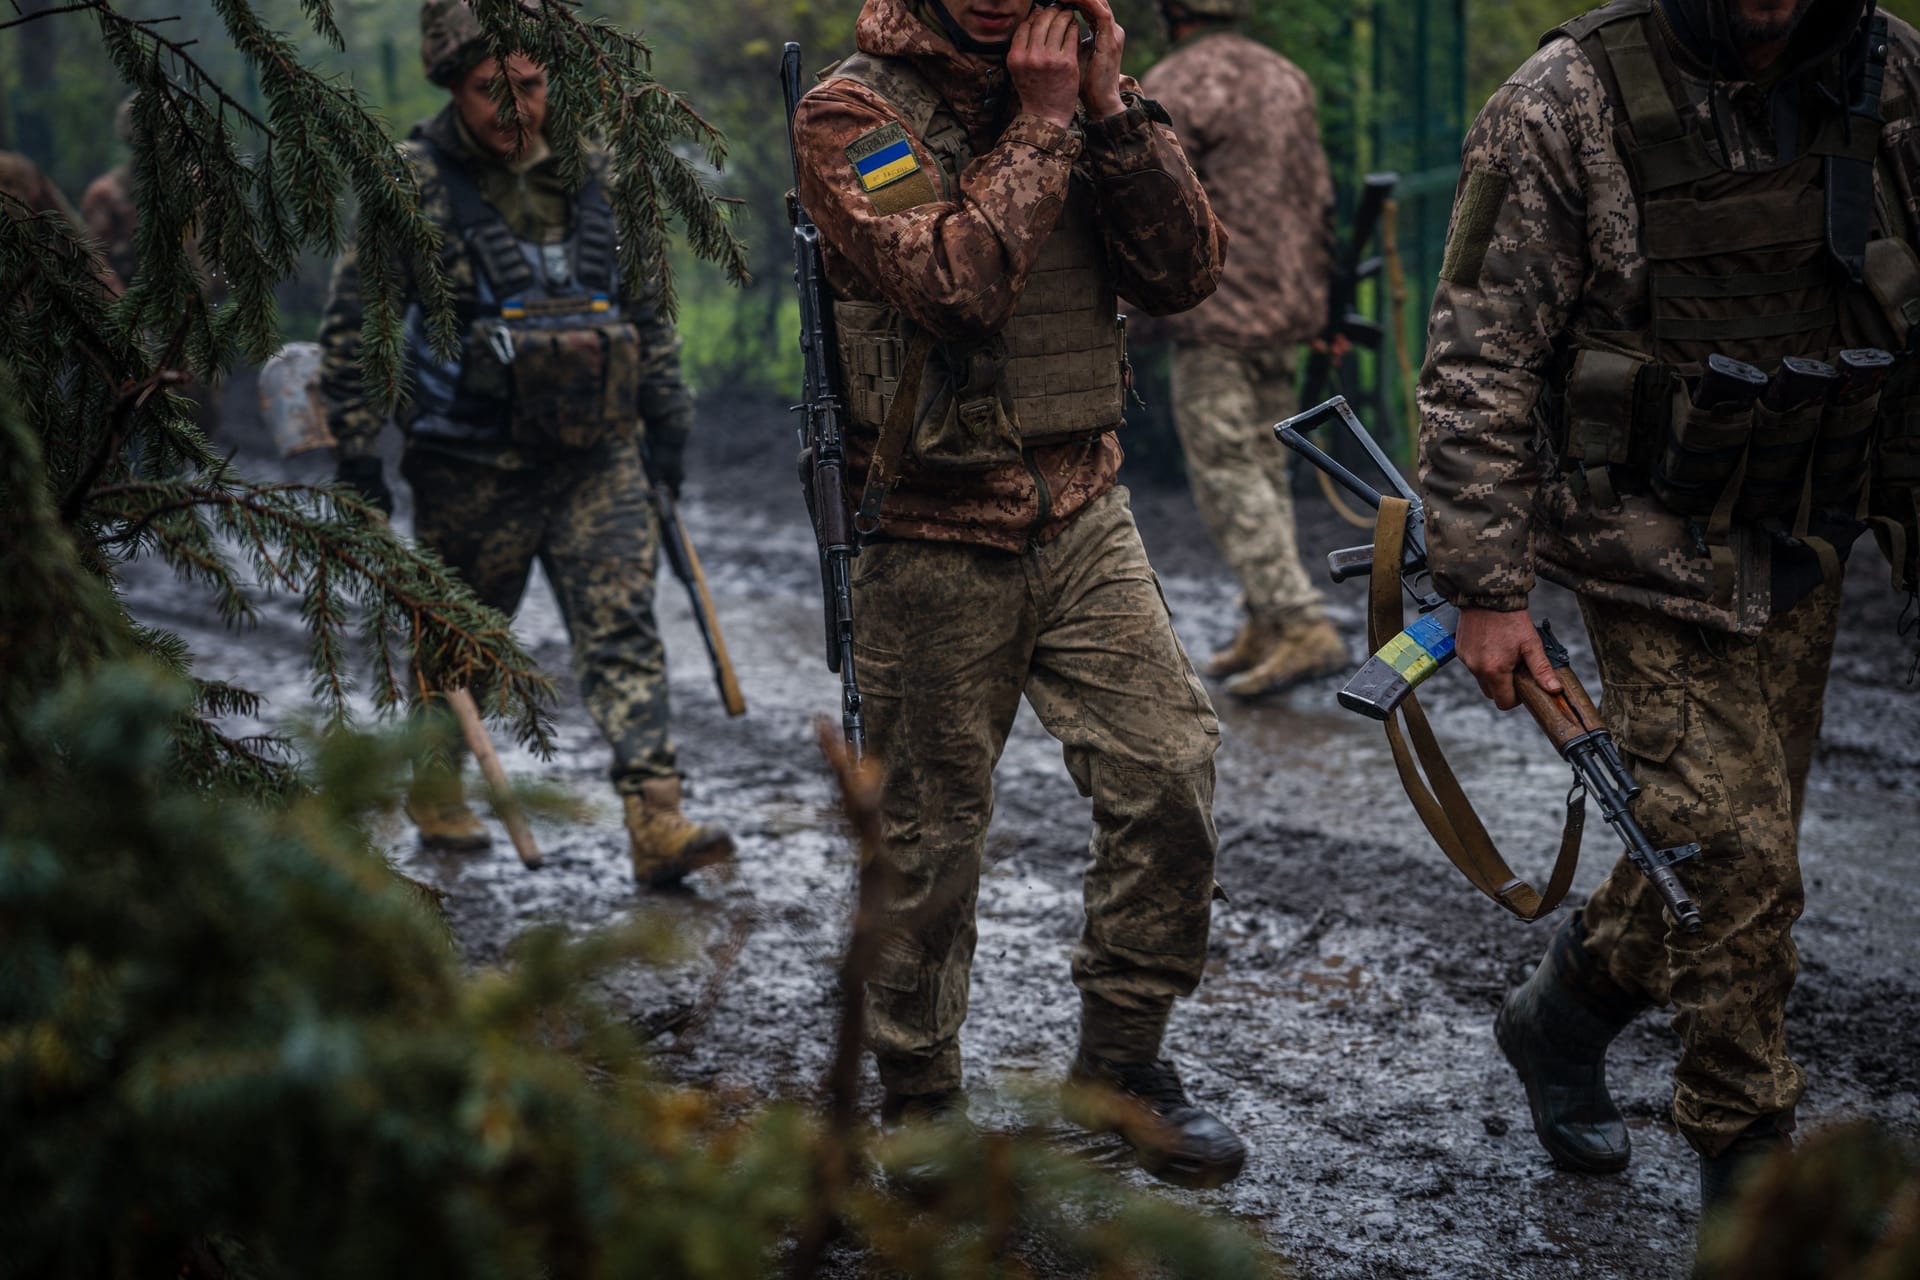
[[1369, 497, 1584, 922], [855, 330, 936, 531]]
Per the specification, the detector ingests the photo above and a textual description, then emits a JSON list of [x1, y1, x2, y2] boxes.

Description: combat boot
[[877, 1088, 976, 1197], [1699, 1114, 1792, 1224], [1221, 615, 1348, 699], [404, 774, 491, 851], [1063, 1052, 1247, 1189], [624, 777, 734, 888], [1495, 914, 1647, 1173], [1203, 616, 1279, 679]]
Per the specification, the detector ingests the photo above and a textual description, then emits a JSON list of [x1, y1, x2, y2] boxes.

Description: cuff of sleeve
[[1450, 591, 1533, 613], [1083, 98, 1152, 148], [1002, 114, 1083, 162]]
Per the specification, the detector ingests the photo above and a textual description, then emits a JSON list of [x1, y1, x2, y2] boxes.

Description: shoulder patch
[[1440, 166, 1510, 288], [845, 121, 937, 215]]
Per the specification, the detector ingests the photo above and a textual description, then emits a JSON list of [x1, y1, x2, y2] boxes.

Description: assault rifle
[[1300, 173, 1397, 408], [781, 42, 865, 754], [1277, 396, 1704, 934]]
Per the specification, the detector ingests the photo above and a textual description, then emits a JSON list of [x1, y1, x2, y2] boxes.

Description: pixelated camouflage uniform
[[318, 105, 695, 791], [1418, 0, 1920, 1156], [793, 0, 1227, 1092], [1142, 30, 1333, 628], [79, 166, 137, 285], [0, 151, 83, 230]]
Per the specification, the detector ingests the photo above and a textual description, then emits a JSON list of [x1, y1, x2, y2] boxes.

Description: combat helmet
[[420, 0, 489, 87]]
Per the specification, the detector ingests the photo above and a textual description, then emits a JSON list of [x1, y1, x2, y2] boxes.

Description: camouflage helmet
[[1159, 0, 1250, 20], [420, 0, 487, 87]]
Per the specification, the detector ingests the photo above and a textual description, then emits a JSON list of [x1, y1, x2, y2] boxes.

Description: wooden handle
[[678, 525, 748, 718], [1514, 664, 1606, 756], [445, 687, 541, 869]]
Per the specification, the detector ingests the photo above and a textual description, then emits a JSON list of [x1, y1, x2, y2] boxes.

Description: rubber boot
[[1204, 616, 1279, 679], [405, 771, 490, 851], [1062, 1051, 1248, 1190], [1495, 913, 1647, 1173], [1222, 616, 1349, 699], [877, 1088, 975, 1197], [624, 777, 734, 888], [1699, 1114, 1793, 1224]]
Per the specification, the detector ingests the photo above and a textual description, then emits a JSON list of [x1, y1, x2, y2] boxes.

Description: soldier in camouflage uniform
[[318, 0, 732, 887], [80, 98, 139, 286], [792, 0, 1246, 1187], [1139, 0, 1348, 700], [1418, 0, 1920, 1227]]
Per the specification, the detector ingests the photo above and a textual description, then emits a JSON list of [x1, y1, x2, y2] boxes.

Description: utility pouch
[[1652, 381, 1754, 518], [502, 322, 642, 450], [1808, 387, 1882, 514], [1737, 399, 1824, 520], [907, 336, 1023, 471]]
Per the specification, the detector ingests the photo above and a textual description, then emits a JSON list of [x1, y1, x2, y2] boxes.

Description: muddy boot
[[404, 776, 490, 852], [1203, 616, 1278, 679], [624, 777, 734, 889], [1495, 914, 1646, 1173], [1221, 616, 1348, 700], [877, 1088, 975, 1197], [1699, 1114, 1793, 1226], [1062, 1052, 1247, 1189]]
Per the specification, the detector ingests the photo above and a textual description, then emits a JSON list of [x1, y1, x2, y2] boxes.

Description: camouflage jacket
[[81, 165, 138, 284], [1, 151, 82, 229], [1140, 30, 1332, 349], [793, 0, 1225, 550], [317, 106, 693, 467], [1418, 4, 1920, 628]]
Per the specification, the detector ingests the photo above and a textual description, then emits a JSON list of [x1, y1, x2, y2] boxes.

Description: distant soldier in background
[[318, 0, 733, 887], [1140, 0, 1348, 700], [1, 148, 86, 234], [81, 98, 139, 285]]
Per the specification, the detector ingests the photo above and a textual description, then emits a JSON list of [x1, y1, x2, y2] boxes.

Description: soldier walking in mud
[[318, 0, 733, 888], [790, 0, 1247, 1187], [1418, 0, 1920, 1234], [1139, 0, 1349, 700]]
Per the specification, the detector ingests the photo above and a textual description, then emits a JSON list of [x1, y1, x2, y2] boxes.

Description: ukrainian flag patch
[[848, 122, 920, 191]]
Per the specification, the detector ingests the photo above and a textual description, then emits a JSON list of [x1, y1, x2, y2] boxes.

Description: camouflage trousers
[[852, 486, 1222, 1096], [1574, 578, 1842, 1157], [403, 436, 677, 791], [1169, 343, 1326, 627]]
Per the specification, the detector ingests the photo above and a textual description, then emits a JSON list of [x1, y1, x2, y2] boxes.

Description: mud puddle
[[117, 394, 1920, 1279]]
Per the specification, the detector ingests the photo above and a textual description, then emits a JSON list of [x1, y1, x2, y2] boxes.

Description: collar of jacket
[[855, 0, 1020, 139], [1656, 0, 1874, 83]]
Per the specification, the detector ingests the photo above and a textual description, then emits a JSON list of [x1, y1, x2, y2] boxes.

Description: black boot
[[1495, 913, 1647, 1173], [1063, 1052, 1247, 1190], [1699, 1114, 1793, 1223], [877, 1088, 974, 1196]]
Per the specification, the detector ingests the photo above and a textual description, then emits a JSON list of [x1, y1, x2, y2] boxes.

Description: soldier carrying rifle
[[1419, 0, 1920, 1236]]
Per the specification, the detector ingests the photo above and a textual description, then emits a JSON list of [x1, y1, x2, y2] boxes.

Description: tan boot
[[404, 778, 491, 852], [1203, 617, 1279, 679], [625, 777, 735, 888], [1222, 616, 1349, 700]]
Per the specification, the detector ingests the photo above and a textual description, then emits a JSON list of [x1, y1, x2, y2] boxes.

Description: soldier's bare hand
[[1457, 606, 1560, 711], [1009, 4, 1083, 130], [1074, 0, 1127, 120]]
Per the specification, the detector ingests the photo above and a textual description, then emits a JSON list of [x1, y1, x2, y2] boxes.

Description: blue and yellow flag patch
[[845, 122, 937, 215]]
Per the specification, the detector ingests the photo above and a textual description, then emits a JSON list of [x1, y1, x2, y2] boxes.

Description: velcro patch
[[1439, 166, 1509, 288], [846, 122, 937, 216]]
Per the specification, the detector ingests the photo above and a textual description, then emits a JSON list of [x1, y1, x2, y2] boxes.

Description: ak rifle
[[781, 41, 865, 755], [1277, 396, 1703, 934], [1300, 173, 1397, 408]]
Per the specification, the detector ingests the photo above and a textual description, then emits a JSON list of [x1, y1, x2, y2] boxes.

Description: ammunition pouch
[[1651, 380, 1752, 520], [502, 320, 642, 451], [1738, 399, 1823, 521]]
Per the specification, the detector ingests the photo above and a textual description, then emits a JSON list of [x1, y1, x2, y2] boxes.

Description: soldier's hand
[[1457, 606, 1560, 711], [645, 439, 687, 497], [1074, 0, 1126, 120], [1009, 3, 1083, 130], [334, 454, 395, 520]]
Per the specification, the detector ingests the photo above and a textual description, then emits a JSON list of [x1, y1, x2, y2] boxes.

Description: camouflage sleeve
[[794, 82, 1079, 342], [315, 242, 387, 462], [1416, 63, 1591, 613], [625, 285, 695, 452], [1079, 78, 1226, 316]]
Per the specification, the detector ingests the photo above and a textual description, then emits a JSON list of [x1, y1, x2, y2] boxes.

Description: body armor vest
[[825, 54, 1126, 467], [1546, 0, 1920, 586], [402, 139, 642, 451]]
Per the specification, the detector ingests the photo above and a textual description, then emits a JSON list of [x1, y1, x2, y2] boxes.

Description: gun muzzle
[[1647, 858, 1704, 935], [1696, 354, 1769, 408], [1766, 356, 1840, 410]]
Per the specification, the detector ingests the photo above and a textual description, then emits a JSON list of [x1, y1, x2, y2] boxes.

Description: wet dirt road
[[124, 397, 1920, 1279]]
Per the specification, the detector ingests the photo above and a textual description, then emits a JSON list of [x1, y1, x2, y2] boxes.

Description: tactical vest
[[1544, 0, 1920, 588], [824, 53, 1127, 470], [401, 139, 642, 451]]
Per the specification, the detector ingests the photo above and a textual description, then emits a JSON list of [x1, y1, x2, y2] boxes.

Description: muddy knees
[[1496, 913, 1648, 1174]]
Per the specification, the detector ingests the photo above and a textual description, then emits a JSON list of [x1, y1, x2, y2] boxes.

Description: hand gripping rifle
[[1300, 173, 1397, 408], [782, 42, 865, 755], [1277, 397, 1703, 933]]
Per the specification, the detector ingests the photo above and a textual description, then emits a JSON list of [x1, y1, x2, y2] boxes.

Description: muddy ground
[[122, 390, 1920, 1279]]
